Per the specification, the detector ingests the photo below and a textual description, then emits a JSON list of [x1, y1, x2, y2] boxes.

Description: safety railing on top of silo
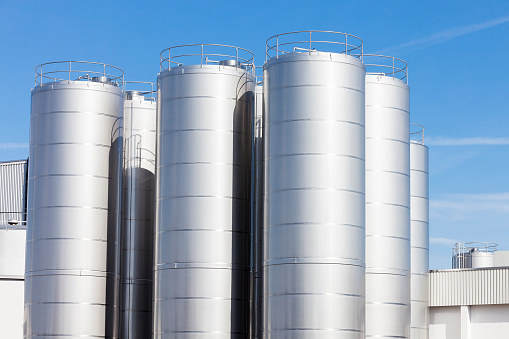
[[265, 30, 363, 62], [452, 242, 498, 269], [35, 61, 124, 89], [124, 81, 157, 101], [255, 65, 263, 85], [410, 123, 425, 144], [363, 54, 408, 84], [160, 44, 255, 74], [123, 81, 157, 169]]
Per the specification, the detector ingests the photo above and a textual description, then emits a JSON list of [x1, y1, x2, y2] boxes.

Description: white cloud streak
[[426, 136, 509, 146], [0, 143, 29, 150], [430, 237, 460, 247], [375, 14, 509, 55], [431, 192, 509, 221]]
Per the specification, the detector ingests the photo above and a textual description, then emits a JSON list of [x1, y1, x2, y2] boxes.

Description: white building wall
[[430, 268, 509, 339], [0, 159, 28, 339], [430, 305, 509, 339], [0, 279, 25, 338]]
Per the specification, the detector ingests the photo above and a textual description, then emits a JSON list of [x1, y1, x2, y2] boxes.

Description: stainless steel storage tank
[[409, 125, 429, 339], [263, 31, 366, 338], [253, 81, 264, 339], [155, 44, 255, 338], [364, 55, 411, 339], [121, 82, 157, 339], [26, 61, 124, 338]]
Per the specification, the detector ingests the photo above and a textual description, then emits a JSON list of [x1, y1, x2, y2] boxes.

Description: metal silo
[[253, 79, 264, 339], [121, 82, 157, 339], [364, 55, 411, 339], [154, 44, 255, 338], [263, 31, 366, 338], [409, 125, 429, 339], [26, 62, 124, 338]]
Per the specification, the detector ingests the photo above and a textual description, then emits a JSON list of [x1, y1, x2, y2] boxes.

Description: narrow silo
[[263, 31, 366, 338], [26, 62, 124, 338], [154, 44, 255, 337], [409, 125, 429, 339], [364, 55, 411, 339], [253, 82, 264, 338], [121, 83, 157, 339]]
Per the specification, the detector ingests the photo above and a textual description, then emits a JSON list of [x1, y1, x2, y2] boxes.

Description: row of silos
[[25, 31, 429, 339]]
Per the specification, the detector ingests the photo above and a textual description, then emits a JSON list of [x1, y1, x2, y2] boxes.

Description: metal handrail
[[255, 66, 263, 85], [410, 123, 425, 144], [160, 44, 255, 73], [452, 242, 498, 269], [35, 61, 124, 89], [124, 81, 157, 101], [265, 30, 363, 62], [363, 54, 408, 83], [0, 211, 27, 229]]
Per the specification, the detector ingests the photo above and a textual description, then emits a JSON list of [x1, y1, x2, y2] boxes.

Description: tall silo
[[364, 55, 411, 339], [26, 62, 124, 338], [121, 82, 157, 339], [154, 44, 255, 337], [263, 31, 366, 338], [409, 125, 429, 339], [253, 81, 264, 339]]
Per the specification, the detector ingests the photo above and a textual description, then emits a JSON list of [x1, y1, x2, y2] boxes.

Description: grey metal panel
[[0, 160, 28, 225], [154, 64, 254, 338], [365, 73, 411, 339], [430, 268, 509, 306], [410, 141, 429, 339], [121, 92, 156, 339], [26, 79, 123, 338], [263, 51, 365, 338]]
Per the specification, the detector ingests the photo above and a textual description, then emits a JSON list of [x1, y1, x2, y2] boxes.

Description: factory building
[[0, 159, 28, 338]]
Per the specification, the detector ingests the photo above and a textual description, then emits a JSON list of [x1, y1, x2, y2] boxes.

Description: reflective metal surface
[[26, 76, 124, 338], [263, 50, 366, 338], [365, 72, 411, 339], [410, 141, 429, 339], [253, 85, 263, 339], [121, 86, 156, 339], [154, 58, 254, 338]]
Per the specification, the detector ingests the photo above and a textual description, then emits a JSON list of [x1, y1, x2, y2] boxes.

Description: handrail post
[[345, 35, 348, 55], [69, 62, 71, 81], [201, 45, 204, 68], [309, 31, 312, 53], [236, 47, 239, 70], [392, 57, 395, 80], [40, 66, 43, 86], [103, 64, 106, 77], [276, 36, 279, 59]]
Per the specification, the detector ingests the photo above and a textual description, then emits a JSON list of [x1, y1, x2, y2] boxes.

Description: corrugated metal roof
[[0, 159, 28, 226], [430, 267, 509, 306]]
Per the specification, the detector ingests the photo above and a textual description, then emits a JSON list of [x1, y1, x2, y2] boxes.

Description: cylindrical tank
[[154, 44, 255, 338], [470, 250, 495, 268], [364, 55, 411, 339], [26, 61, 124, 338], [253, 83, 264, 338], [409, 129, 429, 339], [121, 83, 157, 339], [263, 31, 366, 338]]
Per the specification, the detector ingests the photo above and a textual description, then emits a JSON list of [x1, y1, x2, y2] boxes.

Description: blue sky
[[1, 1, 508, 269]]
